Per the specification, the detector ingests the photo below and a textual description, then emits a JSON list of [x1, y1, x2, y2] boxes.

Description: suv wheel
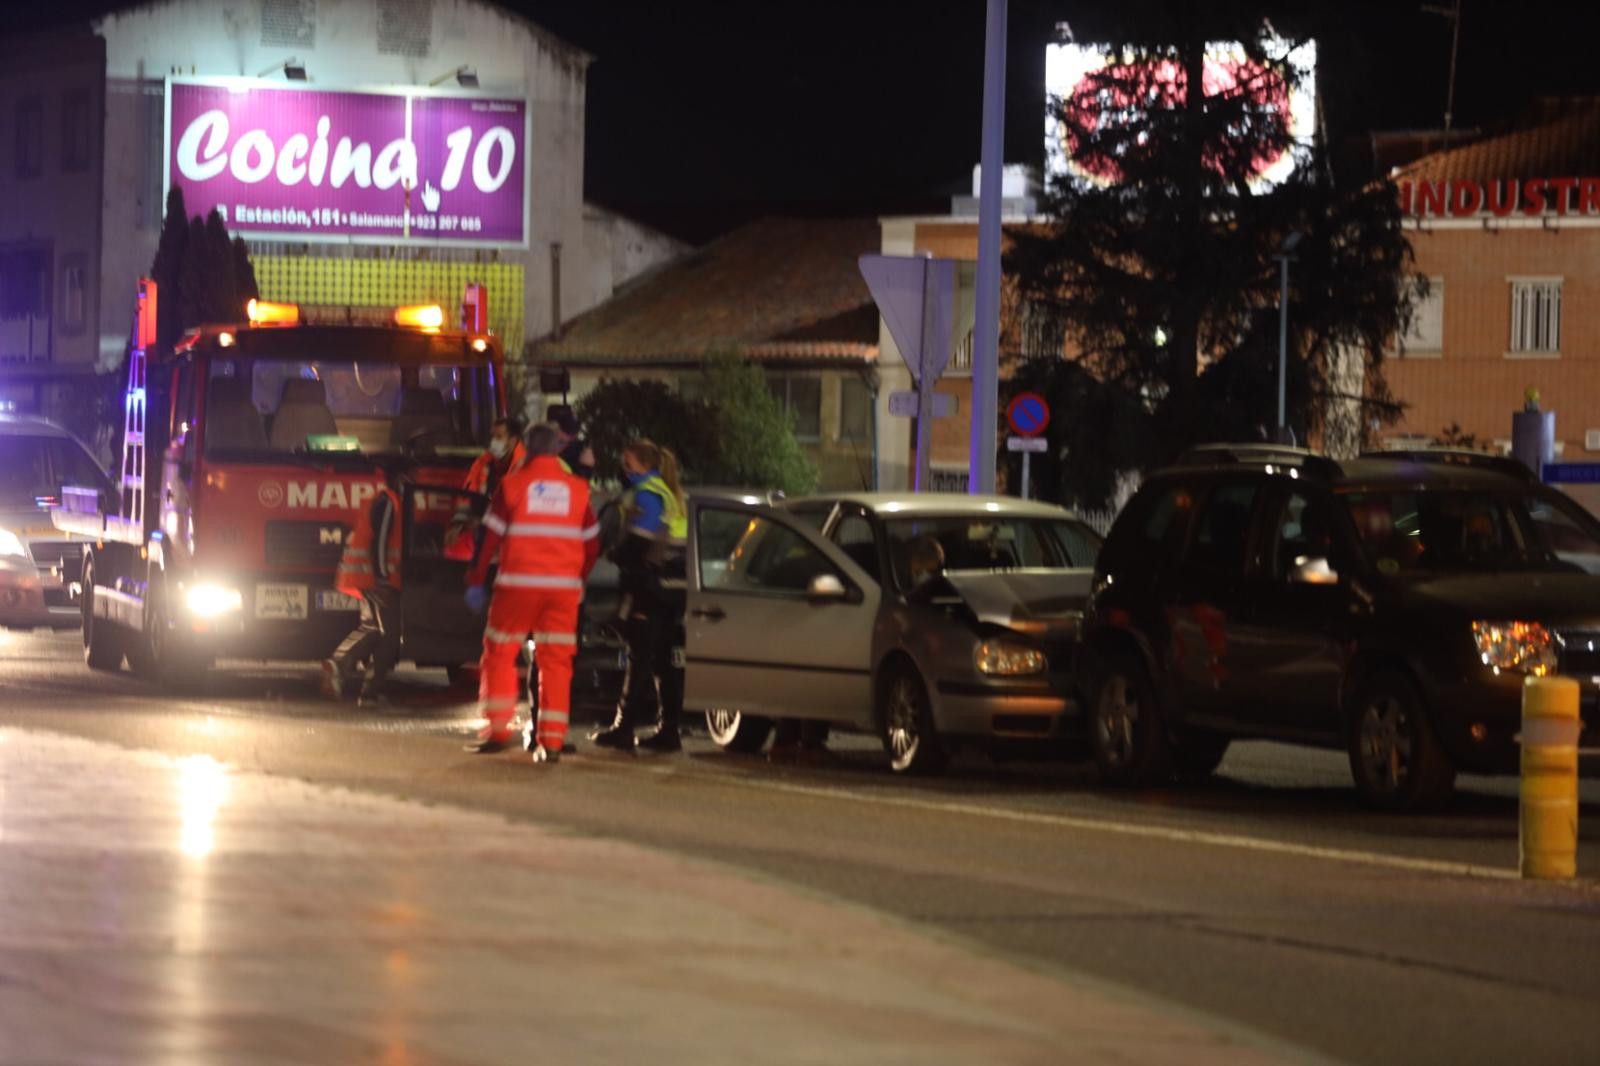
[[81, 555, 125, 672], [1347, 671, 1456, 810], [1089, 652, 1172, 786]]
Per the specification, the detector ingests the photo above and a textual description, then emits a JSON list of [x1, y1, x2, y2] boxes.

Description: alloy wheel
[[1096, 673, 1139, 769], [885, 676, 921, 769], [1358, 696, 1413, 795]]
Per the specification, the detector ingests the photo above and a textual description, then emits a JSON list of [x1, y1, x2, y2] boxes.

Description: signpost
[[888, 391, 956, 418], [1005, 391, 1050, 498], [860, 254, 966, 491]]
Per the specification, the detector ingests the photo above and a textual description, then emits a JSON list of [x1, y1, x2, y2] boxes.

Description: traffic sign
[[1543, 462, 1600, 484], [1006, 392, 1050, 437], [1007, 436, 1047, 453], [888, 390, 957, 418]]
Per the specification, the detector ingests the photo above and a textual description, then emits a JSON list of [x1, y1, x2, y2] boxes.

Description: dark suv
[[1082, 444, 1600, 809]]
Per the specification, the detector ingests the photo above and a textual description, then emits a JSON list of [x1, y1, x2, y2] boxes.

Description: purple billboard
[[165, 79, 528, 246]]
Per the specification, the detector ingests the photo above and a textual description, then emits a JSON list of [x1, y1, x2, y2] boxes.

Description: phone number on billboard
[[227, 205, 484, 232]]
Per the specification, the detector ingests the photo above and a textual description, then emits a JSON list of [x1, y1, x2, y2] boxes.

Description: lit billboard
[[1044, 36, 1316, 190], [165, 78, 529, 247]]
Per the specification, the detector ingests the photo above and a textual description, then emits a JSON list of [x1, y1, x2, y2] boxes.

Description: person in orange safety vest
[[463, 423, 600, 762], [323, 473, 405, 706], [444, 416, 527, 561]]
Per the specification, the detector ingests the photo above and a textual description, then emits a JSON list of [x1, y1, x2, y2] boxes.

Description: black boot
[[588, 723, 636, 753], [637, 727, 681, 753]]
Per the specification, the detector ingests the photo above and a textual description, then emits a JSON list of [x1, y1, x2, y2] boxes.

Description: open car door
[[399, 482, 486, 669], [686, 498, 879, 726]]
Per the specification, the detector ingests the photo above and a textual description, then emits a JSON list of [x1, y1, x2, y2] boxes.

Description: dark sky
[[8, 1, 1600, 241]]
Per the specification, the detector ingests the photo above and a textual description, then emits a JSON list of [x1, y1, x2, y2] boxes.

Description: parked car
[[1082, 443, 1600, 809], [0, 415, 110, 629], [685, 492, 1103, 772]]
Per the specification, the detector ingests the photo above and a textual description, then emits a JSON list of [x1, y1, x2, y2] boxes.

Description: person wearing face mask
[[444, 416, 526, 562]]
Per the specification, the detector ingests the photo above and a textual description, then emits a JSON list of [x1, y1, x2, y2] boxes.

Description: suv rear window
[[1342, 488, 1600, 574]]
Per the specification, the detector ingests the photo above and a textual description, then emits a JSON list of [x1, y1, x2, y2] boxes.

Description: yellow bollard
[[1520, 676, 1581, 879]]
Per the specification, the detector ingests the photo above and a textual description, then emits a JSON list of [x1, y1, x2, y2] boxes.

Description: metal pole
[[1277, 254, 1290, 436], [914, 258, 936, 492], [1020, 450, 1031, 499], [969, 0, 1007, 495], [1444, 0, 1462, 138]]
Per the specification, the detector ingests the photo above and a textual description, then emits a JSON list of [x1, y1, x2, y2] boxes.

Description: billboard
[[165, 78, 528, 247], [1044, 36, 1316, 191]]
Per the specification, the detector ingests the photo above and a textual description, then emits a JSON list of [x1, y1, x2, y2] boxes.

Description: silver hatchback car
[[685, 492, 1102, 772]]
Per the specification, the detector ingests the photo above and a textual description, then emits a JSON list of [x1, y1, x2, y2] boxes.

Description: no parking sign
[[1006, 392, 1050, 437]]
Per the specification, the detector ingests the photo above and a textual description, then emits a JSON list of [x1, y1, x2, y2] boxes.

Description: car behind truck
[[55, 280, 505, 688]]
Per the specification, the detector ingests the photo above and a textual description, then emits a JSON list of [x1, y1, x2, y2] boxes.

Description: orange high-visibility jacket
[[444, 442, 528, 561], [335, 486, 403, 595], [466, 455, 600, 590], [463, 440, 526, 496]]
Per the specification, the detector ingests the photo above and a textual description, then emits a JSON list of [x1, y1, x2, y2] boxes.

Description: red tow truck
[[55, 279, 505, 688]]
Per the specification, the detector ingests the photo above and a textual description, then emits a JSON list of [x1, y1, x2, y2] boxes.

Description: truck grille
[[264, 521, 349, 570]]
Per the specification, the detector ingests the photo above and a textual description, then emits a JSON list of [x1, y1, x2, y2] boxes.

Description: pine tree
[[148, 187, 188, 350], [1006, 2, 1419, 506]]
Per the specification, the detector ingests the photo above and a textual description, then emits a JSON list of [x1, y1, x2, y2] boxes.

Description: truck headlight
[[185, 583, 243, 617], [975, 639, 1047, 676], [0, 528, 26, 559], [1472, 620, 1557, 676]]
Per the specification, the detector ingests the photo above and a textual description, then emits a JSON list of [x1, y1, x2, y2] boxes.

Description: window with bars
[[1509, 278, 1561, 355]]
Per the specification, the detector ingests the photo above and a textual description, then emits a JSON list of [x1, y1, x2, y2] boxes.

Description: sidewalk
[[0, 727, 1300, 1065]]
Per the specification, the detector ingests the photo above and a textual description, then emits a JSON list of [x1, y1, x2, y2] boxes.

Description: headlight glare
[[185, 583, 243, 617], [0, 528, 26, 559], [1471, 620, 1557, 676], [975, 639, 1047, 676]]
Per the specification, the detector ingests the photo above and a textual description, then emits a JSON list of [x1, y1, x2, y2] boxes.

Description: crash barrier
[[1520, 676, 1582, 879]]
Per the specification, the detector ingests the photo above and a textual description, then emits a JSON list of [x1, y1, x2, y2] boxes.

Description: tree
[[1006, 1, 1418, 507], [574, 357, 817, 495], [149, 194, 259, 351], [696, 356, 817, 496], [576, 377, 718, 484]]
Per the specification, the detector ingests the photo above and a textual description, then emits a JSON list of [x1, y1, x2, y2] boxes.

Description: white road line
[[632, 763, 1522, 882]]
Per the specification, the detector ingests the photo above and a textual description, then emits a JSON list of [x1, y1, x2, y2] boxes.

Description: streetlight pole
[[969, 0, 1007, 494], [1274, 231, 1302, 443]]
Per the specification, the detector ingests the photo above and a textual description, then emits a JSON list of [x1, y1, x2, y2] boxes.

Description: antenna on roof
[[1422, 1, 1463, 141]]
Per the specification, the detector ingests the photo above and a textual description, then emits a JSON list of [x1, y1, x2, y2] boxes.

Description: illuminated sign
[[1044, 36, 1317, 190], [1399, 178, 1600, 218], [165, 78, 528, 247]]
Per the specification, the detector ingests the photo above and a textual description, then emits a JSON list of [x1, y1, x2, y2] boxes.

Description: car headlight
[[975, 638, 1048, 676], [1472, 620, 1557, 676], [185, 583, 243, 617], [0, 528, 27, 559]]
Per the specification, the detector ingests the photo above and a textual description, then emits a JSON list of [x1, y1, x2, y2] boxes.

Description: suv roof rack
[[1174, 443, 1343, 479], [1358, 447, 1537, 482]]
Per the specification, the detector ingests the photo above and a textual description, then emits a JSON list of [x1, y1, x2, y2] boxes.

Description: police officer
[[590, 438, 688, 754], [324, 472, 405, 706], [464, 423, 601, 762]]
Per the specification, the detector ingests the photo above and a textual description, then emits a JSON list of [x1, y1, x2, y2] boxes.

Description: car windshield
[[202, 358, 494, 460], [0, 433, 105, 506], [883, 516, 1099, 588], [1340, 488, 1600, 575]]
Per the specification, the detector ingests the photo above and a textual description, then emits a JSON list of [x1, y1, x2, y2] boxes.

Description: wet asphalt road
[[3, 627, 1599, 1065]]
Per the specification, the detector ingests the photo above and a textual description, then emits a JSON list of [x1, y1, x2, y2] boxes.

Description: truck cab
[[64, 288, 506, 687]]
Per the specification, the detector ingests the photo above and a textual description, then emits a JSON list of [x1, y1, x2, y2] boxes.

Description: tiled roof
[[535, 217, 881, 366], [1397, 100, 1600, 183]]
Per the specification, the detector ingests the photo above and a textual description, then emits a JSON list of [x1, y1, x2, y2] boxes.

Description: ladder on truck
[[53, 278, 154, 544]]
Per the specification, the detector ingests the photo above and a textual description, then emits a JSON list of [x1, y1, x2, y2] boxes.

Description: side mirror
[[1290, 555, 1339, 586], [807, 573, 848, 603]]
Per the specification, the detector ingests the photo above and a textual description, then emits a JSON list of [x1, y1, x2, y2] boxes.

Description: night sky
[[8, 1, 1600, 241]]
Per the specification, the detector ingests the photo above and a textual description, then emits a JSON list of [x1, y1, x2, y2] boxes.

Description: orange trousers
[[479, 586, 581, 752]]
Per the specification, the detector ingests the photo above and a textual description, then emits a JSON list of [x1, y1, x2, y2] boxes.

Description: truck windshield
[[201, 358, 494, 461]]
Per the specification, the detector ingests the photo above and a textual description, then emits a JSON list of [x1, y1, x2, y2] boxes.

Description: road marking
[[639, 765, 1522, 882]]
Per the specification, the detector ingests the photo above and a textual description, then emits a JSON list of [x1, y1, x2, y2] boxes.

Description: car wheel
[[1172, 728, 1231, 780], [704, 708, 774, 753], [81, 556, 124, 672], [1089, 652, 1172, 786], [1347, 671, 1456, 810], [880, 663, 946, 775]]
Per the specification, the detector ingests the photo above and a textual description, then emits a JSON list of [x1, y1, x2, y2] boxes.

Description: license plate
[[317, 589, 362, 612], [255, 583, 308, 620]]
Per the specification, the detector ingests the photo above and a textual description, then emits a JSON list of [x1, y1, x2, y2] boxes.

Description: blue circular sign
[[1007, 392, 1050, 437]]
